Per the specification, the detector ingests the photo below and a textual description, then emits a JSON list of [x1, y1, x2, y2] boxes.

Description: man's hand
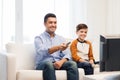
[[60, 43, 69, 51], [53, 58, 67, 69], [48, 42, 69, 54]]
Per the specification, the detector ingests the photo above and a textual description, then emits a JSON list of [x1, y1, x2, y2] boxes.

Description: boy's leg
[[77, 62, 94, 75]]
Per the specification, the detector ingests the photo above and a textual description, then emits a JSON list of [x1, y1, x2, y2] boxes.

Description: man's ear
[[76, 31, 78, 35]]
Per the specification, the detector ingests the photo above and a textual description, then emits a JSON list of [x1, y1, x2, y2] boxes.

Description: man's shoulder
[[35, 33, 44, 39], [55, 34, 65, 40]]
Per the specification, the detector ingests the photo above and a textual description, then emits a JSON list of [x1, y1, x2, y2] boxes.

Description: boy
[[70, 23, 94, 75]]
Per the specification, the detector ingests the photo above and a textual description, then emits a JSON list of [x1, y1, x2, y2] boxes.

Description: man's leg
[[77, 62, 94, 75], [60, 61, 79, 80], [36, 61, 56, 80]]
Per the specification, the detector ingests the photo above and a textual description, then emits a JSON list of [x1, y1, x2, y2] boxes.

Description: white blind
[[0, 0, 15, 51], [0, 0, 87, 50]]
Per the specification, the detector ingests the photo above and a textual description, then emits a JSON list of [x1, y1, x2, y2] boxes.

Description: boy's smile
[[76, 29, 88, 41]]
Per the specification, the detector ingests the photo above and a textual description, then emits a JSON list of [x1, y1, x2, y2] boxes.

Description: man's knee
[[44, 61, 54, 69], [67, 61, 77, 68]]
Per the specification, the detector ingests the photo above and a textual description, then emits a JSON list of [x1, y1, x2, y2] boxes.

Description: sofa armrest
[[0, 53, 7, 80], [0, 52, 16, 80], [6, 53, 16, 80], [0, 53, 16, 80]]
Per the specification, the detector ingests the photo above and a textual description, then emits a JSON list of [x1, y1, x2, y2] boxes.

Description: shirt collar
[[44, 31, 56, 38], [77, 38, 86, 43]]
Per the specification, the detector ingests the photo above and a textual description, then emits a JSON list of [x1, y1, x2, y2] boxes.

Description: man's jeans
[[36, 61, 79, 80]]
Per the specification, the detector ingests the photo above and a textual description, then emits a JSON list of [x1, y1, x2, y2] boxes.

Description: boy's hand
[[89, 60, 94, 64], [79, 59, 87, 62], [89, 60, 95, 67]]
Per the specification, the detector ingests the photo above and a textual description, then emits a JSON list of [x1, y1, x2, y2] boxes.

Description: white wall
[[106, 0, 120, 34], [86, 0, 120, 61], [1, 0, 120, 54], [86, 0, 107, 61], [69, 0, 87, 39], [0, 0, 2, 51]]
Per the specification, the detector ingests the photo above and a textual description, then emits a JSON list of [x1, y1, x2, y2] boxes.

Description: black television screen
[[100, 34, 120, 72]]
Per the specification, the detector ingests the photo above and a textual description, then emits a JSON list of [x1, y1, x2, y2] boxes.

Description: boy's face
[[76, 28, 88, 40]]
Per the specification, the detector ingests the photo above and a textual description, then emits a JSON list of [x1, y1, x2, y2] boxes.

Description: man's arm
[[48, 43, 68, 54], [34, 36, 50, 56], [48, 45, 61, 54]]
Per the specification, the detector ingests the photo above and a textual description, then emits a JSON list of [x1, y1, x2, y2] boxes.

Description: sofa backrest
[[5, 38, 99, 70], [6, 43, 36, 70]]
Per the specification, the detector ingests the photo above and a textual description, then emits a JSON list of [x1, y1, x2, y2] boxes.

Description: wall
[[86, 0, 120, 61], [106, 0, 120, 34], [86, 0, 107, 61]]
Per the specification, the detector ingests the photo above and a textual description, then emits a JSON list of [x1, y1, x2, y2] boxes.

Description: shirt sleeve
[[87, 41, 94, 60], [59, 37, 72, 60], [34, 36, 50, 56], [70, 40, 81, 62], [61, 48, 72, 60]]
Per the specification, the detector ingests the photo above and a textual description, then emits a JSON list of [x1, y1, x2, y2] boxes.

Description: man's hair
[[44, 13, 56, 23], [76, 23, 88, 32]]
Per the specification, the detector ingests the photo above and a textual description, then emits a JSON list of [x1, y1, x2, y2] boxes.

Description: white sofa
[[3, 42, 99, 80]]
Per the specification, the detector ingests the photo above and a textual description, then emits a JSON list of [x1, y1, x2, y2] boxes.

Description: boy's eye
[[80, 31, 87, 33], [80, 31, 84, 33]]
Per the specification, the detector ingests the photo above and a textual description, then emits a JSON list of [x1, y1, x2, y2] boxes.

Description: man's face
[[44, 17, 57, 33], [76, 28, 88, 40]]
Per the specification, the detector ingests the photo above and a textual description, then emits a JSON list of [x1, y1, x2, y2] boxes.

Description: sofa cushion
[[17, 70, 66, 80], [16, 68, 84, 80], [6, 43, 36, 70]]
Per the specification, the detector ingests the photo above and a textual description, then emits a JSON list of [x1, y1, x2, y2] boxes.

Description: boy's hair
[[76, 23, 88, 32], [44, 13, 56, 23]]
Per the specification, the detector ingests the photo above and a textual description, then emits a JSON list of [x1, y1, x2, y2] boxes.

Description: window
[[0, 0, 15, 51], [23, 0, 71, 43], [0, 0, 2, 51], [0, 0, 87, 50]]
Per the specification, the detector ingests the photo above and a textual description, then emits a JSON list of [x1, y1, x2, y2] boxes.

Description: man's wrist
[[65, 58, 69, 61]]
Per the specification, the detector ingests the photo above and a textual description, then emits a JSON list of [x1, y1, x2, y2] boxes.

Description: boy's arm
[[88, 41, 94, 60], [70, 40, 81, 62]]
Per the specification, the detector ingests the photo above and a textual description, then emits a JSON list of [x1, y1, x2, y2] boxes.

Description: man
[[34, 13, 79, 80]]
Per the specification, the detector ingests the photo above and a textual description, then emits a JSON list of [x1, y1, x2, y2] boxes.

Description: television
[[100, 34, 120, 72]]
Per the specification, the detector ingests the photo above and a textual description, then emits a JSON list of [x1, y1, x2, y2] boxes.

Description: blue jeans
[[36, 61, 79, 80], [77, 62, 94, 75]]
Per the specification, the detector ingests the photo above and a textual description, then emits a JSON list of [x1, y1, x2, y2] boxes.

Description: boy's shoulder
[[85, 40, 92, 45]]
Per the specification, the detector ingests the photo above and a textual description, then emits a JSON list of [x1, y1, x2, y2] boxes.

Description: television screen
[[100, 34, 120, 72]]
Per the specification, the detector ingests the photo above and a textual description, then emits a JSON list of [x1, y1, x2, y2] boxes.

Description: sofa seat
[[16, 69, 84, 80], [4, 42, 100, 80]]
